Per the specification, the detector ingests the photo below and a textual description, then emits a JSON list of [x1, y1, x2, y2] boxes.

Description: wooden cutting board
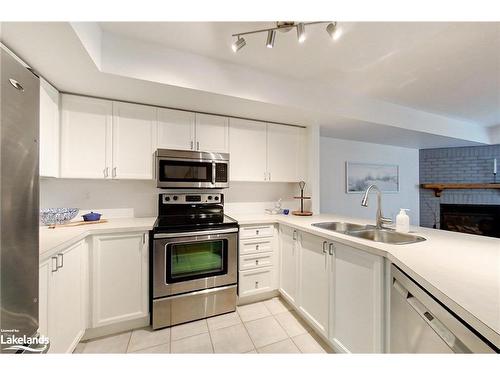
[[48, 219, 108, 229], [292, 211, 313, 216]]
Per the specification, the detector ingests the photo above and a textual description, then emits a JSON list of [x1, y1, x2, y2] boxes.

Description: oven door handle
[[154, 227, 239, 239]]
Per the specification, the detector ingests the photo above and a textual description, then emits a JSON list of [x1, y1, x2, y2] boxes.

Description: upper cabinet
[[157, 110, 229, 153], [112, 102, 157, 179], [267, 124, 304, 182], [195, 113, 229, 153], [39, 78, 60, 178], [55, 93, 307, 182], [229, 118, 267, 181], [60, 95, 112, 179], [157, 108, 195, 151], [228, 120, 306, 182]]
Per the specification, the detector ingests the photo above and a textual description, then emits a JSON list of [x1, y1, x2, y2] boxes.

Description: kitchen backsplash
[[40, 178, 303, 217]]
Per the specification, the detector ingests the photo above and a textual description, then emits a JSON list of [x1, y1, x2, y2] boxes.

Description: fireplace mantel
[[420, 183, 500, 197]]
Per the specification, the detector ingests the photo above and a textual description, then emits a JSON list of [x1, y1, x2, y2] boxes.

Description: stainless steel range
[[151, 192, 238, 329]]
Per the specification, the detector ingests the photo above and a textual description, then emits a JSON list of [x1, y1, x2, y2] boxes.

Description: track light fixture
[[231, 21, 340, 52], [326, 22, 342, 41], [296, 23, 306, 43], [266, 30, 276, 48], [231, 36, 246, 52]]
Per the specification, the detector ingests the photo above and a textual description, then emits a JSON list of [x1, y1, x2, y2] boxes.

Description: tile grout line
[[237, 306, 258, 352], [205, 318, 216, 354]]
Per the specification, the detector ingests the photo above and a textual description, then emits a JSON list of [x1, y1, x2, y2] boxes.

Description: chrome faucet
[[361, 184, 392, 229]]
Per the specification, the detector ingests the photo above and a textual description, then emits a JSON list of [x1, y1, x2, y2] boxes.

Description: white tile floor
[[75, 297, 334, 354]]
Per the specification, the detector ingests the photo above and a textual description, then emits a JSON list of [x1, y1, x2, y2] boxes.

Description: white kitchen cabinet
[[279, 225, 299, 304], [112, 102, 156, 179], [298, 231, 330, 337], [229, 118, 267, 181], [39, 240, 86, 353], [157, 108, 195, 151], [60, 95, 112, 179], [267, 124, 302, 182], [195, 113, 229, 153], [330, 242, 384, 353], [91, 232, 149, 327], [39, 78, 60, 178]]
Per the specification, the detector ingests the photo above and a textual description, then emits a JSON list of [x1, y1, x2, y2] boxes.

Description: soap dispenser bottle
[[396, 209, 410, 233]]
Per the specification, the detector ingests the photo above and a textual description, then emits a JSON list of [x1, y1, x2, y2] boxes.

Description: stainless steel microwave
[[155, 149, 230, 189]]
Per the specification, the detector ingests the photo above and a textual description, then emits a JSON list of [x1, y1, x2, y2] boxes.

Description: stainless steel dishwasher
[[390, 265, 497, 353]]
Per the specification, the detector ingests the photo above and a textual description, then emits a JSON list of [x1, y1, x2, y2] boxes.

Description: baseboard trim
[[82, 316, 150, 341], [237, 289, 279, 306]]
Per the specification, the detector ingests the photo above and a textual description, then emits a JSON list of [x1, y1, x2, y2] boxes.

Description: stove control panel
[[162, 193, 223, 204]]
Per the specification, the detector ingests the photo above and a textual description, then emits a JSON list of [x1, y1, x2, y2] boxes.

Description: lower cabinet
[[298, 231, 331, 337], [238, 224, 278, 301], [90, 232, 149, 327], [330, 242, 384, 353], [278, 225, 299, 304], [39, 240, 86, 353], [278, 225, 385, 353]]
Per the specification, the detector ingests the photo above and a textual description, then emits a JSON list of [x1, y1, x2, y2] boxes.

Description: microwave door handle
[[212, 161, 216, 185]]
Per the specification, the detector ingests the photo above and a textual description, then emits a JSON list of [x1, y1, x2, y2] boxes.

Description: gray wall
[[419, 144, 500, 228], [320, 137, 420, 224]]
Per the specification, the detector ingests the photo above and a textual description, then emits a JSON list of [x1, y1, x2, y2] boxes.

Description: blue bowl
[[82, 212, 102, 222], [40, 208, 79, 226]]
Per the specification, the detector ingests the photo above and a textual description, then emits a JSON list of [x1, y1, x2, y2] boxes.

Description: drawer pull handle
[[256, 244, 259, 250], [255, 281, 259, 288], [256, 230, 260, 235], [255, 260, 259, 265]]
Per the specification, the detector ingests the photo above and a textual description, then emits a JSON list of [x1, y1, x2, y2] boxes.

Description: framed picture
[[346, 162, 399, 193]]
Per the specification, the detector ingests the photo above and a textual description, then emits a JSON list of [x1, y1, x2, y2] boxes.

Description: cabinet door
[[38, 258, 53, 340], [229, 118, 267, 181], [112, 102, 156, 179], [330, 242, 384, 353], [157, 108, 195, 151], [39, 78, 60, 177], [298, 232, 330, 336], [279, 225, 298, 305], [267, 124, 301, 182], [91, 232, 148, 327], [60, 95, 112, 178], [195, 113, 229, 152], [51, 241, 85, 353]]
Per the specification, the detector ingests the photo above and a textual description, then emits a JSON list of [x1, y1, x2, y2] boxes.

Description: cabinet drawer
[[239, 238, 273, 255], [239, 267, 273, 297], [240, 252, 273, 271], [239, 225, 274, 239]]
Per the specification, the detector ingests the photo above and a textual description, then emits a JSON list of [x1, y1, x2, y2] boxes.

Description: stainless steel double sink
[[311, 222, 426, 245]]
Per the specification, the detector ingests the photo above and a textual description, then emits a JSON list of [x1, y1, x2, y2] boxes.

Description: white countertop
[[229, 212, 500, 348], [39, 217, 156, 257], [39, 212, 500, 348]]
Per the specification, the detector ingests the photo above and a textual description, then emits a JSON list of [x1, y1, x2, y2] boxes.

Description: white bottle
[[396, 209, 410, 233]]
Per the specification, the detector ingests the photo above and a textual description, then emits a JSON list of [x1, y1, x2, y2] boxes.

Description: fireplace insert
[[440, 204, 500, 238]]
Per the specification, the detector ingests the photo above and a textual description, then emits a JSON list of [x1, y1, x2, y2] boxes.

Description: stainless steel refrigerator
[[0, 44, 44, 353]]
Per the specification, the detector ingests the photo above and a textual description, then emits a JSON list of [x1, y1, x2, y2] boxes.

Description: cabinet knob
[[256, 244, 259, 250], [255, 281, 259, 288], [255, 259, 259, 265], [256, 230, 259, 235]]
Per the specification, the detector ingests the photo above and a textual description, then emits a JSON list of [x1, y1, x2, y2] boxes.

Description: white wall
[[320, 137, 420, 224], [40, 178, 299, 218]]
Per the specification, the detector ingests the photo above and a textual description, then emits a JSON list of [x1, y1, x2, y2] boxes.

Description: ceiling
[[100, 22, 500, 127]]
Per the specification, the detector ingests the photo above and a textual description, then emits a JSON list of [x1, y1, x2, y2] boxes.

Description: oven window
[[166, 240, 227, 283], [159, 160, 212, 182]]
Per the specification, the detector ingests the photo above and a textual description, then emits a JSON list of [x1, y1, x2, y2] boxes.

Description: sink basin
[[312, 222, 368, 233], [347, 229, 426, 245]]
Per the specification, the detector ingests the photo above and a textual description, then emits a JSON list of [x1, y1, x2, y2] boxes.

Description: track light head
[[297, 23, 306, 43], [232, 36, 246, 52], [266, 30, 276, 48], [326, 22, 342, 41]]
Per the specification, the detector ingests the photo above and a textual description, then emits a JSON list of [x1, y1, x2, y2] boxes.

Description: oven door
[[153, 228, 238, 298], [156, 157, 229, 189]]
